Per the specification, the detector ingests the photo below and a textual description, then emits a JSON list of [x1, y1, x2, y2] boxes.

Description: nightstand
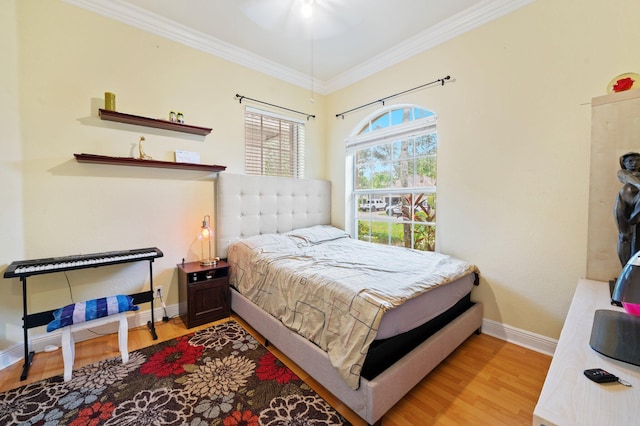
[[177, 260, 230, 328]]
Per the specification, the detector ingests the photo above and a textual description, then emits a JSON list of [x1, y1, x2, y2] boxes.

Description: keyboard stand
[[4, 247, 162, 380]]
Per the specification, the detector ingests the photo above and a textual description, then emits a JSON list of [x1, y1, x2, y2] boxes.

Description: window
[[244, 107, 305, 178], [347, 105, 437, 251]]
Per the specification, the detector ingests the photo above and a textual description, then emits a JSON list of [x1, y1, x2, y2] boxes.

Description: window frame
[[346, 105, 437, 251]]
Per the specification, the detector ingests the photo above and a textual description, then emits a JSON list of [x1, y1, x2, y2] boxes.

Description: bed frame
[[215, 173, 483, 425]]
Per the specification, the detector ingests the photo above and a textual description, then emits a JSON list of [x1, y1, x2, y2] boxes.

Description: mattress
[[363, 292, 475, 379], [376, 272, 475, 339], [227, 225, 478, 389]]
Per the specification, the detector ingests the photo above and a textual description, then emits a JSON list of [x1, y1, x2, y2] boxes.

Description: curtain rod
[[235, 94, 316, 120], [335, 75, 451, 119]]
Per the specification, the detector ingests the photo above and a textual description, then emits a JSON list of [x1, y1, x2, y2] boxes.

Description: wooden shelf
[[74, 153, 226, 172], [98, 109, 212, 136]]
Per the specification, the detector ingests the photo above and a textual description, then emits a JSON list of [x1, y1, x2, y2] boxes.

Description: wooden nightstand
[[177, 260, 230, 328]]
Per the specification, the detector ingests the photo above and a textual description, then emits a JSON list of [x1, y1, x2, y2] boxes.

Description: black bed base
[[361, 293, 474, 380]]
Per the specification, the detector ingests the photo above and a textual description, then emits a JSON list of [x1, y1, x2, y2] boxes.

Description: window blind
[[244, 107, 305, 178]]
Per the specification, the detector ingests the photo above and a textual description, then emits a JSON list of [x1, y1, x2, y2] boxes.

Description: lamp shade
[[199, 215, 216, 266], [612, 250, 640, 316]]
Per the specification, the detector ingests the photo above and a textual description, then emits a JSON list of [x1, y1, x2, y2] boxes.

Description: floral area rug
[[0, 320, 351, 425]]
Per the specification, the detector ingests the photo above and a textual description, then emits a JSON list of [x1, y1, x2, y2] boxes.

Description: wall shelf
[[74, 153, 226, 173], [98, 109, 212, 136]]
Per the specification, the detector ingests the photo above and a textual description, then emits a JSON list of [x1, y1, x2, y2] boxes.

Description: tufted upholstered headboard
[[215, 173, 331, 259]]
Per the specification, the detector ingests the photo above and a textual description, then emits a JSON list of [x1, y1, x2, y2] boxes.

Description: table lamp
[[199, 215, 217, 266], [589, 251, 640, 366]]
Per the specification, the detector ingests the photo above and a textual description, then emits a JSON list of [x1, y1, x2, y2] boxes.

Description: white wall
[[327, 0, 640, 339], [0, 0, 326, 359], [0, 0, 25, 351]]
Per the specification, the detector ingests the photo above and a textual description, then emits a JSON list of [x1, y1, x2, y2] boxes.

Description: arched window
[[346, 105, 437, 251]]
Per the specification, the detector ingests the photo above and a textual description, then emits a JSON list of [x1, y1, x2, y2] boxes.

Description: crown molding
[[65, 0, 534, 95], [324, 0, 536, 93], [65, 0, 318, 90]]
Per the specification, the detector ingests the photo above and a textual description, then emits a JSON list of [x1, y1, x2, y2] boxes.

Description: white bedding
[[227, 225, 478, 389]]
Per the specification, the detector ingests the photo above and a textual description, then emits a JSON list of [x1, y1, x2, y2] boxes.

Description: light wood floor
[[0, 315, 551, 425]]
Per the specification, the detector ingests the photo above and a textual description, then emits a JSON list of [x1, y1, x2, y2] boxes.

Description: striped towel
[[46, 295, 138, 332]]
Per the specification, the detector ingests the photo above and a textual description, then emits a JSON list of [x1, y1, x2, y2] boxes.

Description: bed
[[215, 173, 483, 425]]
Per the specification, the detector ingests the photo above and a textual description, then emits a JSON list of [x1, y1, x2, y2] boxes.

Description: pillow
[[236, 232, 299, 253], [286, 225, 350, 245], [46, 295, 138, 332]]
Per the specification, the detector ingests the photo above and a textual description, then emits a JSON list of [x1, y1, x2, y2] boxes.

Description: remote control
[[584, 368, 622, 384]]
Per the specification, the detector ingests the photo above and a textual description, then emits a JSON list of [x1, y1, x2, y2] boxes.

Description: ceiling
[[67, 0, 533, 94]]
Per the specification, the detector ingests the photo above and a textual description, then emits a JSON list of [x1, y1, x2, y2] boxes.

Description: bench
[[61, 312, 129, 381]]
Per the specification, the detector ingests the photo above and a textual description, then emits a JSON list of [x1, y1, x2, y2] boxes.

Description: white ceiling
[[67, 0, 534, 94]]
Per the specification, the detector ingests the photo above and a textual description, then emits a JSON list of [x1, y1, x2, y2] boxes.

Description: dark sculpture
[[615, 152, 640, 265]]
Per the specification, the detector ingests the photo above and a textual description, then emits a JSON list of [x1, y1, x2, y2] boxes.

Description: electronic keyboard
[[4, 246, 164, 380], [4, 247, 163, 278]]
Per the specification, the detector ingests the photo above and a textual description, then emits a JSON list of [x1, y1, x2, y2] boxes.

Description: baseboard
[[0, 312, 557, 372], [0, 303, 180, 371], [481, 318, 557, 356]]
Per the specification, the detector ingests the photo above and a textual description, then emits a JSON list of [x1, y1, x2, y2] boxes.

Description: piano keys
[[4, 247, 163, 278]]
